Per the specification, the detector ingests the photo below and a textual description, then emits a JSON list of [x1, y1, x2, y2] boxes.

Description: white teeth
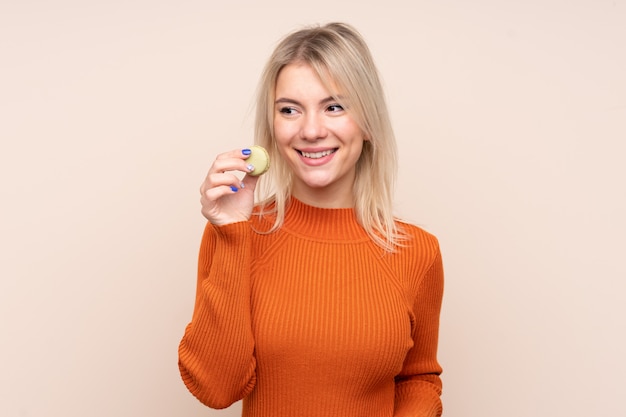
[[301, 149, 335, 159]]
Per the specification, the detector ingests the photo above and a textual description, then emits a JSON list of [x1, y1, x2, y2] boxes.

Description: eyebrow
[[275, 96, 340, 106]]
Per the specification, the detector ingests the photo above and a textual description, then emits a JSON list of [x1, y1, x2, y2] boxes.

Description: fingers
[[211, 148, 255, 176], [201, 148, 258, 191], [200, 174, 239, 199], [241, 172, 260, 189], [215, 148, 252, 160], [197, 148, 261, 224], [198, 147, 259, 207]]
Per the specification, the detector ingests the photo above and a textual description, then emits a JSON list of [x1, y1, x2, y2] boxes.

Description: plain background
[[1, 0, 624, 416]]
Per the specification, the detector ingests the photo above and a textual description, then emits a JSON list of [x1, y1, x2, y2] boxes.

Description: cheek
[[272, 122, 293, 160], [273, 121, 302, 150], [334, 118, 364, 140], [272, 119, 289, 143]]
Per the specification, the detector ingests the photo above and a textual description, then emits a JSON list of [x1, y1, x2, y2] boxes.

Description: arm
[[394, 250, 445, 417], [178, 221, 256, 409]]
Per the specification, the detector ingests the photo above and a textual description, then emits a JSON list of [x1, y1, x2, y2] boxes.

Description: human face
[[273, 63, 366, 207]]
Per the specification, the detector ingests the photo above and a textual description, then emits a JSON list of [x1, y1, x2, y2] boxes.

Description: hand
[[199, 148, 260, 225]]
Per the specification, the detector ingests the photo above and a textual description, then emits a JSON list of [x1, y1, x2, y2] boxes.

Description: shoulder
[[396, 219, 441, 255], [390, 220, 444, 295], [389, 219, 442, 278]]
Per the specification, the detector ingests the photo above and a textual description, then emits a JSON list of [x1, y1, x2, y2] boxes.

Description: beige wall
[[1, 1, 624, 416]]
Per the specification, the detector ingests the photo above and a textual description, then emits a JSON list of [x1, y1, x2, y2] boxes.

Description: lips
[[297, 148, 337, 159]]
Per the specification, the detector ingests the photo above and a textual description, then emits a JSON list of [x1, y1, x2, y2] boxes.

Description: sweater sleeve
[[178, 221, 257, 409], [394, 249, 444, 417]]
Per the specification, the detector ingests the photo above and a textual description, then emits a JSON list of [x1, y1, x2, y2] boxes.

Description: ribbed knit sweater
[[178, 198, 444, 417]]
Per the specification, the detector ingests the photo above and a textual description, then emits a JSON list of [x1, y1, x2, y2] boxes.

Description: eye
[[327, 104, 344, 112], [279, 106, 298, 115]]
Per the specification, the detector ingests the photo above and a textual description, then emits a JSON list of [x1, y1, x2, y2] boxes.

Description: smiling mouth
[[297, 149, 338, 159]]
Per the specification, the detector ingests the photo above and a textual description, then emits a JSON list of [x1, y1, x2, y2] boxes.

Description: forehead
[[275, 63, 341, 97]]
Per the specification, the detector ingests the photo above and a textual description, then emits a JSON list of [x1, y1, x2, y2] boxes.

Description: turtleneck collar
[[281, 197, 370, 242]]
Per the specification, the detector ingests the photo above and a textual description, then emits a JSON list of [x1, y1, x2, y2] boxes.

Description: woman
[[178, 22, 444, 417]]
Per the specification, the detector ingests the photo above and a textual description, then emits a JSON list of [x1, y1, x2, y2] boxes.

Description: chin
[[302, 179, 333, 189]]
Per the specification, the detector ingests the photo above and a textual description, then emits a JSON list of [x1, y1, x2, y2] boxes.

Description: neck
[[291, 185, 354, 208], [290, 171, 356, 208], [282, 197, 368, 241]]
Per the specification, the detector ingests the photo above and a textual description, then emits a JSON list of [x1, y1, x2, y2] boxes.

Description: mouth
[[297, 148, 338, 159]]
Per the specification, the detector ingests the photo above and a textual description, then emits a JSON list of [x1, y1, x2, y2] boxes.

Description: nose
[[300, 112, 328, 141]]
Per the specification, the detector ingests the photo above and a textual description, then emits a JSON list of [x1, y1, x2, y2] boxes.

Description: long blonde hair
[[254, 22, 406, 252]]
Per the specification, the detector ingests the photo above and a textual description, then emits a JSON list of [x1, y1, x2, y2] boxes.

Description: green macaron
[[246, 145, 270, 176]]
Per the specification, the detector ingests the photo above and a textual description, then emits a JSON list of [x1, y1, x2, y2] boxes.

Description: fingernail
[[230, 185, 238, 192], [246, 164, 254, 172], [242, 148, 251, 156], [240, 182, 245, 189]]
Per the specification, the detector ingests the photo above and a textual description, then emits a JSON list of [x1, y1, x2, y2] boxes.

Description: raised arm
[[178, 221, 257, 408], [178, 148, 262, 408]]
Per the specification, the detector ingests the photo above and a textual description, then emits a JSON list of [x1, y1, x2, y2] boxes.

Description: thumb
[[241, 173, 261, 191]]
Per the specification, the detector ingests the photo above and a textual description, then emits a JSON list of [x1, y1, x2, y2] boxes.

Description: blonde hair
[[254, 22, 406, 251]]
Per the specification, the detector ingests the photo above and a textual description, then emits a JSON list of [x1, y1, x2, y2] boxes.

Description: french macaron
[[246, 145, 270, 176]]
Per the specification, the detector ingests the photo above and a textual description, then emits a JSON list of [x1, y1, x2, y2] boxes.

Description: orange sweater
[[178, 198, 444, 417]]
